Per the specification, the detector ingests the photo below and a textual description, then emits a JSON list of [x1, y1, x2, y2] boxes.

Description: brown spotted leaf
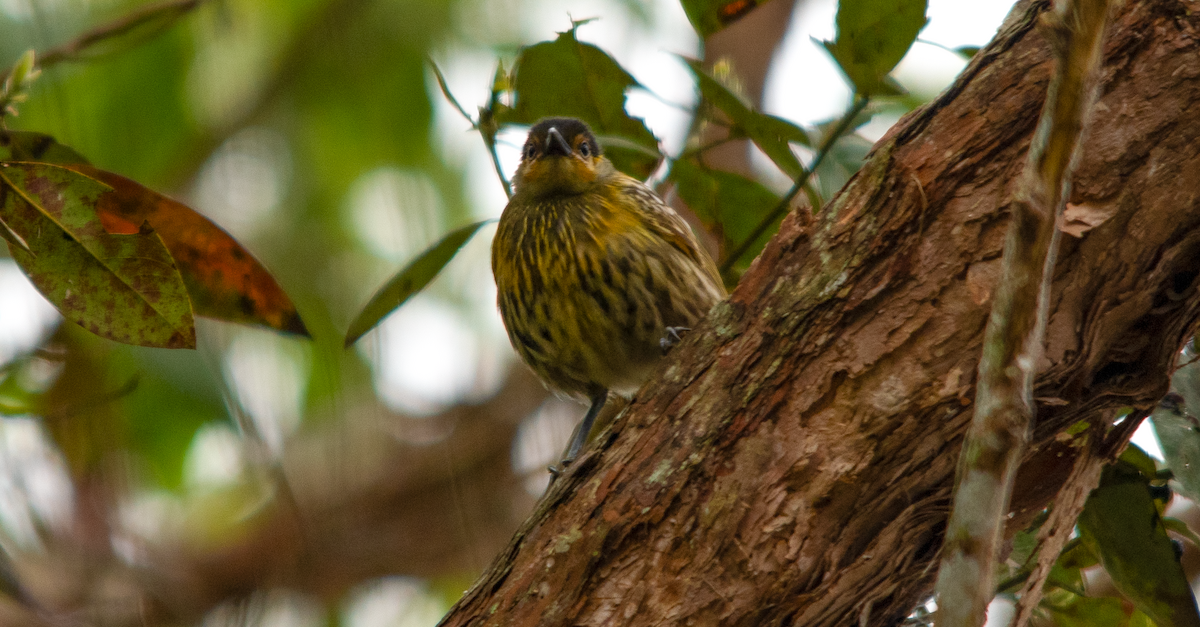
[[0, 130, 90, 166], [0, 162, 196, 348], [77, 166, 309, 337], [0, 131, 91, 253], [0, 132, 304, 336]]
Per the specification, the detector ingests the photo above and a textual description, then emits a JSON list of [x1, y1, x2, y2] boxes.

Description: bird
[[491, 117, 726, 473]]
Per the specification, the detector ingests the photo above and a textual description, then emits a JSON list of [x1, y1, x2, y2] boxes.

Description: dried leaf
[[1061, 201, 1118, 237]]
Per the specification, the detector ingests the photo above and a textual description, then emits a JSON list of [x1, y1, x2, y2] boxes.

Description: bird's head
[[512, 118, 608, 198]]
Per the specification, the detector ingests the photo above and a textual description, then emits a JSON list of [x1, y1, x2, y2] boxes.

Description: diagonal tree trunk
[[437, 0, 1200, 625]]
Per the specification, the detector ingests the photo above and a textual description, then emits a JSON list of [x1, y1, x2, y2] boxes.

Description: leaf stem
[[481, 65, 513, 200], [676, 134, 741, 161], [428, 59, 512, 200], [483, 128, 513, 200], [719, 94, 869, 274], [428, 59, 475, 126]]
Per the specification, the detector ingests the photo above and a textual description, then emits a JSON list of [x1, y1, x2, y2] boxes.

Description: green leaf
[[1056, 537, 1100, 572], [0, 130, 90, 166], [1153, 408, 1200, 504], [0, 162, 195, 349], [1119, 442, 1159, 480], [7, 50, 38, 90], [955, 46, 981, 59], [345, 220, 493, 347], [680, 0, 774, 38], [1163, 517, 1200, 549], [821, 0, 929, 96], [1047, 595, 1156, 627], [682, 58, 809, 178], [1155, 360, 1200, 504], [669, 159, 780, 273], [1078, 461, 1200, 627], [496, 27, 661, 179], [813, 131, 873, 201], [995, 509, 1049, 595], [1008, 526, 1041, 569], [0, 358, 38, 416], [0, 133, 90, 252]]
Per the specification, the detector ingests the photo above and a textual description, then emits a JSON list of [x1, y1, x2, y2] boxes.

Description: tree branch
[[933, 0, 1113, 624], [0, 0, 213, 84]]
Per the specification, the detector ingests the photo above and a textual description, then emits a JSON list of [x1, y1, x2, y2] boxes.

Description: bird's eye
[[578, 141, 591, 157], [523, 144, 537, 160]]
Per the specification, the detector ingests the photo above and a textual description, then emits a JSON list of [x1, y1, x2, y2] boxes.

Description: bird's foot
[[547, 457, 574, 482], [660, 326, 692, 354]]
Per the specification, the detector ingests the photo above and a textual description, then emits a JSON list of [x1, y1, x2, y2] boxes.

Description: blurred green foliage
[[0, 0, 469, 493], [4, 1, 1200, 626], [1077, 460, 1200, 627], [0, 0, 935, 567]]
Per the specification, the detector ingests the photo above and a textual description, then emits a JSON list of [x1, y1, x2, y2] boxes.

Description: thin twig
[[1, 0, 213, 83], [720, 94, 869, 274], [933, 0, 1113, 625], [480, 65, 513, 199], [429, 59, 476, 126], [676, 134, 741, 161], [481, 127, 512, 200], [429, 58, 512, 199]]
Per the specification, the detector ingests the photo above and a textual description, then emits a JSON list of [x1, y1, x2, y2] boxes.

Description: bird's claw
[[548, 457, 574, 482], [660, 326, 692, 354]]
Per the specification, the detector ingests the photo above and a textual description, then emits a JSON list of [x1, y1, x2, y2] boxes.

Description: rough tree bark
[[438, 0, 1200, 625]]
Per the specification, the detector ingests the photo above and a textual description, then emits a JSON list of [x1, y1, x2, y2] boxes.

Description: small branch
[[719, 94, 868, 274], [675, 134, 741, 161], [1, 0, 212, 83], [933, 0, 1113, 625], [429, 59, 476, 126], [478, 64, 513, 199], [481, 125, 512, 200], [427, 58, 512, 198]]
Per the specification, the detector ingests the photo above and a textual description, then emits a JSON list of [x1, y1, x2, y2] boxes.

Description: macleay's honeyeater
[[492, 118, 726, 471]]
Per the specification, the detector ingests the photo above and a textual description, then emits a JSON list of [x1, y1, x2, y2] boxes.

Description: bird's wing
[[608, 173, 726, 294]]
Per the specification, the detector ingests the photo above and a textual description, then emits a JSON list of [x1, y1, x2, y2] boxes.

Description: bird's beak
[[545, 127, 572, 157]]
